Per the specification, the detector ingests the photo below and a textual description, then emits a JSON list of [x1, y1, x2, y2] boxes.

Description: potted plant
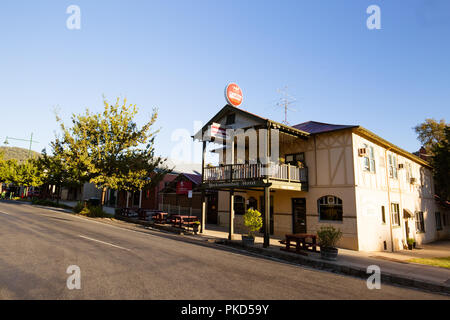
[[407, 238, 415, 250], [192, 220, 201, 234], [242, 208, 263, 246], [317, 226, 343, 261]]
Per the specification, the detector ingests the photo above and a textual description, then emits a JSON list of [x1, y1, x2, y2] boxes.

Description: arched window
[[318, 196, 343, 221], [234, 195, 245, 215]]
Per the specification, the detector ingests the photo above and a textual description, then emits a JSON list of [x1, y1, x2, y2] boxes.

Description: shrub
[[78, 205, 107, 218], [317, 226, 343, 248], [243, 208, 263, 238], [73, 201, 84, 214]]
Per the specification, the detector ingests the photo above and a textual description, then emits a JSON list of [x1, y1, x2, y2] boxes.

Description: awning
[[403, 208, 413, 219]]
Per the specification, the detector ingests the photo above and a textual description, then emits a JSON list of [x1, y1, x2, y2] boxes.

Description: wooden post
[[201, 191, 206, 233], [264, 186, 270, 248], [228, 189, 234, 240]]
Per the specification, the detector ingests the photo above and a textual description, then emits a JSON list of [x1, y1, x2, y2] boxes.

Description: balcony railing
[[203, 163, 308, 184]]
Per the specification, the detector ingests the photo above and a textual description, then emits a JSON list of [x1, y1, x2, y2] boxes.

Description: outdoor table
[[282, 233, 318, 254], [170, 215, 199, 229], [152, 212, 168, 223]]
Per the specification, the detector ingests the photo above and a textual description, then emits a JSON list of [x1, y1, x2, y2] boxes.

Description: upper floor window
[[318, 196, 343, 221], [363, 144, 376, 173], [391, 203, 400, 226], [405, 162, 412, 183], [381, 205, 386, 224], [415, 211, 425, 233], [285, 153, 305, 167], [388, 154, 398, 179]]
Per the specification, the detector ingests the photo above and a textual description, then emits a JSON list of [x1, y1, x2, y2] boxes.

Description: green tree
[[38, 139, 83, 204], [414, 118, 447, 155], [431, 126, 450, 201], [243, 208, 263, 238], [15, 159, 43, 192], [57, 97, 170, 205]]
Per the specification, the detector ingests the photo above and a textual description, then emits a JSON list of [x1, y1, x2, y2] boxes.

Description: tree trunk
[[101, 187, 107, 207], [56, 184, 61, 205]]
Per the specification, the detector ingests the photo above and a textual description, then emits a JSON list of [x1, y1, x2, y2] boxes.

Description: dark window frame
[[318, 195, 343, 222]]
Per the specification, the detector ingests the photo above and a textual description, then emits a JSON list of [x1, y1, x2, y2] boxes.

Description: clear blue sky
[[0, 0, 449, 162]]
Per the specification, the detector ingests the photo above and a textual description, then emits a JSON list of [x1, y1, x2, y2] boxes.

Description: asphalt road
[[0, 201, 446, 300]]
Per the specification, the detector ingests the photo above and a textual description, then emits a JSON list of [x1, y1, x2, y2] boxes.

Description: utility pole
[[275, 86, 297, 125], [3, 133, 39, 159]]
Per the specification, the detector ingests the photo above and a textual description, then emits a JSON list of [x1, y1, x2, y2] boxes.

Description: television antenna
[[275, 86, 297, 125]]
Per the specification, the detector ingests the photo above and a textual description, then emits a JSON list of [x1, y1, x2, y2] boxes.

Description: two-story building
[[194, 104, 449, 251]]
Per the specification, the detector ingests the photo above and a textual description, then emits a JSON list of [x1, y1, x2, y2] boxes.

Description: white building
[[195, 105, 450, 251]]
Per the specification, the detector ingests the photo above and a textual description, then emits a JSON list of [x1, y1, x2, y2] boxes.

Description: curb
[[220, 239, 450, 295]]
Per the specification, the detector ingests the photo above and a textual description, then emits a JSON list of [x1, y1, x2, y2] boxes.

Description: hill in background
[[0, 146, 41, 162]]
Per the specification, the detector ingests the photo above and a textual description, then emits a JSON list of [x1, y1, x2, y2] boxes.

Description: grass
[[408, 256, 450, 269]]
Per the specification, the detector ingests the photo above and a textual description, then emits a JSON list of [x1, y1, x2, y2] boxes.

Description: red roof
[[292, 121, 357, 134]]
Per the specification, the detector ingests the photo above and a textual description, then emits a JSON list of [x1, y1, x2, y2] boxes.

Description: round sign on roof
[[225, 83, 243, 107]]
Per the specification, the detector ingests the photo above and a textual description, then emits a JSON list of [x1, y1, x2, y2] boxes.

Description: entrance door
[[260, 196, 274, 235], [206, 193, 218, 224], [292, 198, 307, 234]]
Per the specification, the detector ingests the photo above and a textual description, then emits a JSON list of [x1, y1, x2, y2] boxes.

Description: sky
[[0, 0, 449, 164]]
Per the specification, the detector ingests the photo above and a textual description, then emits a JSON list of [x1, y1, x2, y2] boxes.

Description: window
[[391, 203, 400, 226], [234, 195, 245, 215], [435, 212, 442, 230], [363, 144, 376, 173], [381, 206, 386, 224], [388, 154, 398, 179], [415, 211, 425, 233], [225, 113, 236, 125], [318, 196, 343, 221], [405, 162, 412, 183], [285, 153, 305, 167]]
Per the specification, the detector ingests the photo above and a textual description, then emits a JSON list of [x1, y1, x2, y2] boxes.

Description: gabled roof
[[292, 121, 358, 134], [194, 104, 309, 140], [183, 173, 202, 185]]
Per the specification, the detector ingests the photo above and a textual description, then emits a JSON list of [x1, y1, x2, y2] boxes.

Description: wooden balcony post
[[263, 186, 270, 248], [287, 164, 291, 182]]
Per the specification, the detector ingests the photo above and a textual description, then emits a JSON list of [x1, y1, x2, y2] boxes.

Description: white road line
[[78, 235, 131, 251]]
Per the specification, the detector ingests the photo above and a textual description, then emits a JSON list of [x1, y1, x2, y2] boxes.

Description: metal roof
[[292, 121, 358, 134]]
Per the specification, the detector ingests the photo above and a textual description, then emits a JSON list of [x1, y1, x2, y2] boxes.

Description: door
[[206, 193, 218, 224], [292, 198, 307, 234], [260, 196, 274, 235]]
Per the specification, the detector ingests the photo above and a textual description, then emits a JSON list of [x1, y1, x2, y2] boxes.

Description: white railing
[[203, 163, 307, 183]]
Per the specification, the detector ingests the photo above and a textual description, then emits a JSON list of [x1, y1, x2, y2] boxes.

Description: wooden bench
[[280, 233, 318, 255]]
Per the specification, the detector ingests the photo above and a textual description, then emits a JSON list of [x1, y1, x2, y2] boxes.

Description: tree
[[38, 139, 83, 204], [431, 126, 450, 201], [57, 97, 170, 205], [15, 159, 43, 192], [414, 119, 447, 155]]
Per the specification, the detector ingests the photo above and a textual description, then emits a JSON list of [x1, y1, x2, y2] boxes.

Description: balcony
[[202, 163, 308, 190]]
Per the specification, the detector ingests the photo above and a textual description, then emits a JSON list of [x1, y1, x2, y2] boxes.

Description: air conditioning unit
[[398, 163, 404, 169], [358, 148, 367, 157], [410, 177, 416, 184]]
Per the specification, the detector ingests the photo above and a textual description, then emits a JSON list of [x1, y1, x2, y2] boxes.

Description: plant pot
[[407, 243, 413, 250], [192, 225, 200, 235], [320, 247, 338, 261], [241, 235, 255, 246]]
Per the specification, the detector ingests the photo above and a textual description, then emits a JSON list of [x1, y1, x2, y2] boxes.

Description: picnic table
[[280, 233, 318, 255], [170, 215, 199, 230], [152, 212, 169, 223]]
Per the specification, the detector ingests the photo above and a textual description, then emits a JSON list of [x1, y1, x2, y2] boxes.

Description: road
[[0, 201, 446, 300]]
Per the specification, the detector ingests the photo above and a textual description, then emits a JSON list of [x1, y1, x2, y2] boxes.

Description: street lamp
[[3, 133, 39, 159]]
